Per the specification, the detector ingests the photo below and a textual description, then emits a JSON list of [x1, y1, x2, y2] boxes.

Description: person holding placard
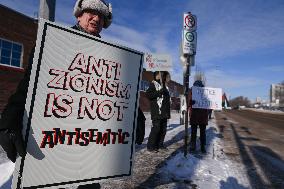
[[146, 71, 171, 152], [0, 0, 113, 188], [189, 80, 209, 153]]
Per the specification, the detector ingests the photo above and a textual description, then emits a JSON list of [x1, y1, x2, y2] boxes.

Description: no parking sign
[[183, 13, 197, 31]]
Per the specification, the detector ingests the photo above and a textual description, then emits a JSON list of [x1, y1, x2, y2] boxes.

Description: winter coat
[[190, 108, 209, 126], [188, 89, 209, 126], [146, 81, 171, 120], [0, 24, 105, 187], [0, 49, 34, 132], [135, 107, 146, 145]]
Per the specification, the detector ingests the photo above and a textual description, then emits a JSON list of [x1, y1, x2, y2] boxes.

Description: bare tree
[[229, 96, 251, 108]]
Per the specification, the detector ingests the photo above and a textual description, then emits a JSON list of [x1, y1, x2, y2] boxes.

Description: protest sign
[[192, 86, 222, 110], [12, 19, 143, 189], [144, 53, 172, 71]]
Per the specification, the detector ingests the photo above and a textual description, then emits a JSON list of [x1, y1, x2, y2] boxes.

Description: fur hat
[[74, 0, 112, 28], [193, 80, 204, 87]]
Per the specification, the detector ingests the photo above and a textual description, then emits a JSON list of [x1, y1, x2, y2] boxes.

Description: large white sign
[[192, 86, 222, 110], [12, 19, 143, 189], [144, 53, 172, 71]]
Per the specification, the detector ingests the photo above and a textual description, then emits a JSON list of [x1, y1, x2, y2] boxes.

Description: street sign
[[183, 13, 197, 31], [144, 53, 172, 71], [183, 31, 197, 55], [12, 19, 143, 189]]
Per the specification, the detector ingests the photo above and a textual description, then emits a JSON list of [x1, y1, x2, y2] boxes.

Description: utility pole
[[39, 0, 56, 21], [183, 58, 190, 157], [181, 12, 197, 157]]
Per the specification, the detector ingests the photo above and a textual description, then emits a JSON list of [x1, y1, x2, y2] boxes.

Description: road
[[215, 109, 284, 189]]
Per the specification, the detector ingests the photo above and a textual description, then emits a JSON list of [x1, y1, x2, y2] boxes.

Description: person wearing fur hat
[[189, 80, 209, 153], [72, 0, 112, 37], [0, 0, 112, 188]]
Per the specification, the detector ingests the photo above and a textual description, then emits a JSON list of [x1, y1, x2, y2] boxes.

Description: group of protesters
[[144, 72, 210, 154], [0, 0, 210, 188]]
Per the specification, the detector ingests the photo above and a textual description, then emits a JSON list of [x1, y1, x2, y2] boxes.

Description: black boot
[[189, 142, 196, 152], [201, 145, 206, 153]]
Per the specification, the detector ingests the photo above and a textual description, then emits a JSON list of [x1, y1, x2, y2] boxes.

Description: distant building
[[270, 83, 284, 107], [0, 5, 183, 113], [256, 97, 261, 103]]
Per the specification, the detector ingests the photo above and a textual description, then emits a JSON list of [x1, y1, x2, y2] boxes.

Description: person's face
[[165, 74, 171, 84], [77, 10, 104, 36], [155, 73, 160, 81]]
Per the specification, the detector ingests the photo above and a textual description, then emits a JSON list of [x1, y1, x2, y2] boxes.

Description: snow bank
[[0, 161, 14, 189], [160, 118, 251, 189]]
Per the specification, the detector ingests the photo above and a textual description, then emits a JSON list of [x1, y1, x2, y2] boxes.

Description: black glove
[[163, 87, 169, 96], [157, 89, 163, 97], [0, 129, 25, 162]]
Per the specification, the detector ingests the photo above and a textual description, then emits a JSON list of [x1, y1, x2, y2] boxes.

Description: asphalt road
[[215, 109, 284, 189]]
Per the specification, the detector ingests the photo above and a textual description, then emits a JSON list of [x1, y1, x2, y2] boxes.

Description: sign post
[[12, 19, 143, 189], [182, 12, 197, 157]]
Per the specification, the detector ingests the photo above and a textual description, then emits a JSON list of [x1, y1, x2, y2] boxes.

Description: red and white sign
[[183, 13, 197, 31], [12, 19, 143, 189], [144, 53, 172, 72]]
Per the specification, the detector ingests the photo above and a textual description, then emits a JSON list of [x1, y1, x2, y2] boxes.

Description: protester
[[189, 80, 209, 153], [208, 109, 213, 119], [146, 71, 171, 152], [0, 0, 113, 188], [136, 107, 146, 145]]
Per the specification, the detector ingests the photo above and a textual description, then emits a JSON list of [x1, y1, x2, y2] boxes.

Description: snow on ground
[[246, 108, 284, 115], [0, 161, 13, 189], [159, 114, 251, 189], [1, 111, 251, 189]]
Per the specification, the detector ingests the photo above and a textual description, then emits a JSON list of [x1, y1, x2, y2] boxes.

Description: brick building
[[0, 4, 38, 112], [0, 5, 183, 114], [139, 70, 183, 112]]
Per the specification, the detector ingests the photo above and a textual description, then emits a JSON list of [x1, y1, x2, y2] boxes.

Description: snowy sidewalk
[[101, 113, 251, 189], [0, 112, 251, 189]]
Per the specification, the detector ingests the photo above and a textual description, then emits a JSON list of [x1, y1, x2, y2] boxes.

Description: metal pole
[[183, 56, 191, 157], [39, 0, 56, 21]]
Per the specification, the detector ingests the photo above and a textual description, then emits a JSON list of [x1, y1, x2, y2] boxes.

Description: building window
[[0, 38, 23, 68], [140, 80, 150, 91]]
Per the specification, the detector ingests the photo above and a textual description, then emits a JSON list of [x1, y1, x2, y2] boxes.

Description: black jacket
[[0, 24, 104, 187], [146, 81, 171, 120], [135, 107, 146, 145]]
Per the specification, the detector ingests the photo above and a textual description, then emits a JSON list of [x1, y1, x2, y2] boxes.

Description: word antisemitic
[[40, 128, 130, 148]]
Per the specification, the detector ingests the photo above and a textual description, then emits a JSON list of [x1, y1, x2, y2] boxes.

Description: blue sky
[[1, 0, 284, 102]]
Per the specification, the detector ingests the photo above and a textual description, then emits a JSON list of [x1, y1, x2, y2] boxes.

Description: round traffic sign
[[185, 32, 194, 42], [185, 15, 195, 29]]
